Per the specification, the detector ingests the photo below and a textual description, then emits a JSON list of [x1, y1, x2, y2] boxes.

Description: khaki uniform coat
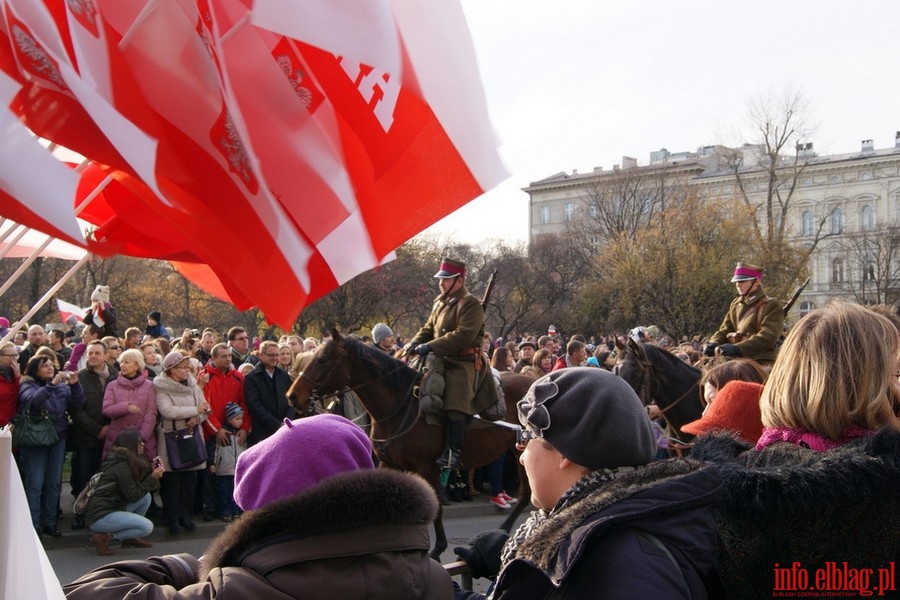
[[709, 285, 784, 363], [408, 284, 495, 415]]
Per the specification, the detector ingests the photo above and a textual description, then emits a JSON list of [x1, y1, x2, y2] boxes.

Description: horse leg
[[430, 505, 448, 560], [500, 462, 530, 533]]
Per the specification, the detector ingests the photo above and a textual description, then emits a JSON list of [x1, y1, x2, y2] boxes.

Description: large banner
[[0, 428, 66, 599]]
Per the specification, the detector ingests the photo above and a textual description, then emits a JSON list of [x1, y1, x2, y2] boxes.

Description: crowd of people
[[1, 260, 899, 598]]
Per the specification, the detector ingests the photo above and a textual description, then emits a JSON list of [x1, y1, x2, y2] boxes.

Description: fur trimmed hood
[[512, 458, 721, 585], [691, 428, 900, 599], [201, 468, 438, 575]]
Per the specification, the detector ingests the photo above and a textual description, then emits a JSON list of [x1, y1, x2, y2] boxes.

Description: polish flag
[[55, 298, 86, 325]]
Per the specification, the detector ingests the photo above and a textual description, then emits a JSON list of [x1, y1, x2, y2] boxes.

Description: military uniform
[[709, 284, 784, 364], [407, 284, 493, 416]]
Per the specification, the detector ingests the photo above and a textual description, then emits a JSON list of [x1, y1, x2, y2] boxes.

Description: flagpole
[[0, 234, 55, 298], [0, 223, 27, 254], [0, 253, 91, 346]]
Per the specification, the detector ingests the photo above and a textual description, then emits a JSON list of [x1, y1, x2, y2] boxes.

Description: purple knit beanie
[[234, 414, 374, 511]]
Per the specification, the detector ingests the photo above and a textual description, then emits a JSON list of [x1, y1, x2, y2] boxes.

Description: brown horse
[[613, 338, 703, 440], [286, 330, 533, 559]]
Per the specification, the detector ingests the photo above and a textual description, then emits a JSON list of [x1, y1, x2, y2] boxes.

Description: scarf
[[755, 425, 874, 452], [496, 468, 621, 575], [91, 362, 111, 393]]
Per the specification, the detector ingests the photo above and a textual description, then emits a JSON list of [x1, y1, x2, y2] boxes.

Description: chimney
[[861, 139, 875, 153]]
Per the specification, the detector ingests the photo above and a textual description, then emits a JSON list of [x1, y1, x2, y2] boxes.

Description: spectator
[[71, 340, 113, 530], [700, 358, 767, 409], [551, 339, 587, 371], [66, 323, 101, 372], [455, 368, 720, 597], [371, 323, 396, 354], [682, 380, 765, 445], [521, 348, 553, 379], [18, 355, 85, 536], [209, 402, 247, 522], [155, 351, 209, 535], [0, 341, 20, 427], [122, 327, 142, 351], [276, 343, 295, 377], [48, 329, 71, 368], [244, 341, 295, 446], [139, 342, 163, 378], [227, 327, 258, 369], [64, 414, 451, 599], [85, 430, 163, 556], [200, 343, 249, 522], [513, 340, 535, 373], [83, 285, 117, 337], [102, 349, 158, 461], [143, 311, 169, 341], [101, 336, 122, 375], [17, 324, 47, 372], [692, 302, 900, 598]]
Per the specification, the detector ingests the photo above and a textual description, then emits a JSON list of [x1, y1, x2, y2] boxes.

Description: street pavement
[[45, 489, 528, 595]]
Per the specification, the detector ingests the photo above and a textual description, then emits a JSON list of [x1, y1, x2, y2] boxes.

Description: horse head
[[286, 328, 350, 416]]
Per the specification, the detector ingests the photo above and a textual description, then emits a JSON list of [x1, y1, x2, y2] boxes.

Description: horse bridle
[[615, 352, 698, 416], [297, 352, 422, 444]]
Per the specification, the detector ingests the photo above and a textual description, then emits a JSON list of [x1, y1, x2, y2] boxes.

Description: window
[[861, 205, 874, 231], [832, 258, 844, 283], [590, 236, 599, 251], [798, 301, 814, 318], [830, 208, 843, 234], [564, 202, 575, 221], [540, 205, 551, 224], [864, 260, 876, 282], [801, 210, 814, 236], [589, 204, 598, 219]]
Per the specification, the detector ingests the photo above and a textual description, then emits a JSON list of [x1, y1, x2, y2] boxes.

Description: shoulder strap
[[626, 528, 691, 594]]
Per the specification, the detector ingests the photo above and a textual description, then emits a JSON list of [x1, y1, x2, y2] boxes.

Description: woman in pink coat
[[102, 349, 157, 460]]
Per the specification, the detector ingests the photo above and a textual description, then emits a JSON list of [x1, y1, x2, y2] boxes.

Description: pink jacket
[[102, 372, 157, 460]]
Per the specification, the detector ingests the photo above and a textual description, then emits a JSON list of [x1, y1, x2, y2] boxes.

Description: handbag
[[164, 422, 207, 470], [11, 398, 59, 447]]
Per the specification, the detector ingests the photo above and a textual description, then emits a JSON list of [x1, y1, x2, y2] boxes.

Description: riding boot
[[436, 419, 465, 469]]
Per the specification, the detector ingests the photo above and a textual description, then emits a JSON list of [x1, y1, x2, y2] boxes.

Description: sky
[[425, 0, 900, 246]]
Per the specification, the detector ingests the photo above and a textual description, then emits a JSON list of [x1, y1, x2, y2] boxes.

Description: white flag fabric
[[0, 428, 66, 600]]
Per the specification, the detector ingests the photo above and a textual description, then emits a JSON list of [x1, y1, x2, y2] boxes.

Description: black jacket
[[243, 364, 296, 445], [467, 459, 722, 599], [692, 430, 900, 599]]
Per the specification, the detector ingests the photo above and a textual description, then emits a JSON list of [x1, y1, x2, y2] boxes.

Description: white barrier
[[0, 428, 65, 599]]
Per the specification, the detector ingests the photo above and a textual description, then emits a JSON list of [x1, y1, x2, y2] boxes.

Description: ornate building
[[524, 135, 900, 319]]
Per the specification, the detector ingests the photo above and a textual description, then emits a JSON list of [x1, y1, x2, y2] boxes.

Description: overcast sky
[[424, 0, 900, 246]]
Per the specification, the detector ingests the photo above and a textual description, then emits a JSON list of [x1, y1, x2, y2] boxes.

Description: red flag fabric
[[0, 0, 506, 327]]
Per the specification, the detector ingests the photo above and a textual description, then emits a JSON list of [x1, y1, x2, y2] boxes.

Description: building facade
[[524, 135, 900, 320]]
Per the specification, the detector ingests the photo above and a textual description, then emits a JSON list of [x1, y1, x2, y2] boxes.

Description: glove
[[454, 529, 509, 579], [702, 343, 717, 357], [718, 343, 741, 357], [415, 343, 432, 356]]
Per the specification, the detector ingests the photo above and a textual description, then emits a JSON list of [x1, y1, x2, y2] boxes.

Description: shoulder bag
[[11, 398, 59, 447], [164, 421, 207, 470]]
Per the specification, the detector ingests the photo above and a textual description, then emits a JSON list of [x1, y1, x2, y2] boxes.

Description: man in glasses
[[227, 327, 259, 370], [244, 340, 295, 446], [102, 336, 122, 375]]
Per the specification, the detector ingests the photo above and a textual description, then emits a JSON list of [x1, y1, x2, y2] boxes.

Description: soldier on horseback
[[704, 261, 784, 364], [405, 258, 495, 469]]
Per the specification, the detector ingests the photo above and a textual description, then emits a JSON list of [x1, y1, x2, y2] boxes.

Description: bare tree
[[721, 88, 823, 295], [839, 223, 900, 305]]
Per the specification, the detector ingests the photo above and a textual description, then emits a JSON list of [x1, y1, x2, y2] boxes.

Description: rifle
[[481, 269, 498, 311], [783, 277, 811, 313]]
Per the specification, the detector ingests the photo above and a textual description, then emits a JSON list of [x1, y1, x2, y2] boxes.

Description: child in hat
[[210, 402, 247, 522]]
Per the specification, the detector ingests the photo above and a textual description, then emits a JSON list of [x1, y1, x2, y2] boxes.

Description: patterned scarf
[[496, 468, 622, 576]]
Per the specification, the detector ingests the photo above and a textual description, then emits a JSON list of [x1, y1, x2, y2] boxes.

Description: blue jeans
[[89, 493, 153, 541], [19, 437, 66, 528], [486, 455, 505, 496], [215, 475, 240, 517]]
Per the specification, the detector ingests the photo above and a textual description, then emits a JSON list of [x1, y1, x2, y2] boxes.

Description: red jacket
[[0, 372, 19, 427], [202, 362, 250, 437]]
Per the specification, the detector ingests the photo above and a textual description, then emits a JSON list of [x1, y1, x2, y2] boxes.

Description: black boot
[[72, 514, 85, 530], [436, 419, 466, 468]]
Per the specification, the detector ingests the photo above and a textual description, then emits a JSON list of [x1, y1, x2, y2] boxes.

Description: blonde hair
[[760, 302, 900, 439], [118, 348, 145, 371]]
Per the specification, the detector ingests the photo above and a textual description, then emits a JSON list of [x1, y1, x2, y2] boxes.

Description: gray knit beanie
[[517, 367, 656, 469], [372, 323, 393, 344]]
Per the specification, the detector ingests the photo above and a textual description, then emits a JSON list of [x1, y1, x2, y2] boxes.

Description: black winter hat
[[148, 310, 161, 323], [517, 368, 656, 470]]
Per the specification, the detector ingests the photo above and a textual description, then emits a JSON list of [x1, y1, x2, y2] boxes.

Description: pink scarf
[[755, 425, 874, 452]]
